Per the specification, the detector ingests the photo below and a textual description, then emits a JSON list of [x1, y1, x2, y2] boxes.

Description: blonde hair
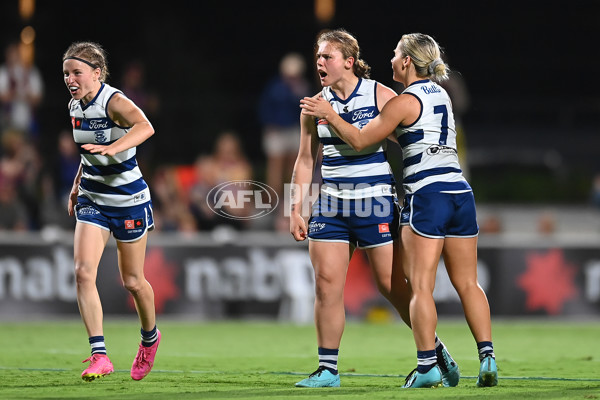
[[316, 29, 370, 79], [63, 42, 109, 82], [399, 33, 449, 82]]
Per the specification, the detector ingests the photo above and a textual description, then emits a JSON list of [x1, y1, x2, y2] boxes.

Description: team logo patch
[[125, 219, 144, 229], [94, 131, 107, 143], [378, 223, 389, 233], [134, 192, 147, 203]]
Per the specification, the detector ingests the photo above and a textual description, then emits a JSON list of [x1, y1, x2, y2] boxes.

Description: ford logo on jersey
[[207, 180, 279, 220], [89, 119, 110, 130], [352, 108, 375, 122]]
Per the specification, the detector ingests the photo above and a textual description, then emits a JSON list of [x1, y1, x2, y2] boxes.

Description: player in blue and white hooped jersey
[[301, 33, 497, 388], [63, 42, 160, 382], [290, 29, 456, 388]]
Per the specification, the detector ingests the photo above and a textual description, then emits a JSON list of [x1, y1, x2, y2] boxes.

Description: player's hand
[[81, 143, 117, 157], [290, 213, 308, 241], [300, 95, 333, 120]]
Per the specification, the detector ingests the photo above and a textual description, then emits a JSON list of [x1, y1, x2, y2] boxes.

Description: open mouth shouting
[[317, 69, 328, 83]]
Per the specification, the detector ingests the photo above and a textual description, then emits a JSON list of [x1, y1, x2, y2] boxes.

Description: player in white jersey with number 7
[[301, 33, 498, 388], [63, 42, 160, 382]]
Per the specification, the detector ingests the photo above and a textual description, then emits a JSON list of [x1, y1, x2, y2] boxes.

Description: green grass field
[[0, 318, 598, 399]]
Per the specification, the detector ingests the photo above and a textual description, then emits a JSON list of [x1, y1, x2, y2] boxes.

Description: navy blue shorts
[[307, 194, 399, 248], [400, 191, 478, 238], [75, 197, 155, 242]]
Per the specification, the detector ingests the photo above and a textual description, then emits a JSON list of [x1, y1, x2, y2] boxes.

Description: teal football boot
[[295, 366, 340, 388], [437, 347, 460, 387], [402, 366, 443, 388], [476, 355, 498, 387]]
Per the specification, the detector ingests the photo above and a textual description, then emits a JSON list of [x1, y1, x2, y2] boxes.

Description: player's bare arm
[[375, 83, 399, 144], [81, 94, 154, 156], [300, 95, 385, 151], [290, 112, 319, 241]]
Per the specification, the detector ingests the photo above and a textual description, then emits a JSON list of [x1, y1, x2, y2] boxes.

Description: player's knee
[[74, 260, 96, 285], [314, 277, 342, 303], [406, 273, 433, 292], [121, 275, 144, 294], [452, 279, 480, 295]]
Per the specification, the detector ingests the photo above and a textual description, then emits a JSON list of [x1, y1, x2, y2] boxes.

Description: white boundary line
[[1, 366, 599, 382]]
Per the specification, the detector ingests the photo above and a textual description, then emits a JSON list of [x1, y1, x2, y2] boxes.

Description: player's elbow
[[350, 141, 366, 152], [145, 122, 155, 138]]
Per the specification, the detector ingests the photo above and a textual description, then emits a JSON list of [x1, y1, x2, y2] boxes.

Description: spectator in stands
[[56, 129, 81, 203], [120, 60, 160, 170], [0, 128, 41, 229], [189, 131, 253, 230], [0, 41, 44, 137], [150, 165, 197, 232], [0, 173, 28, 231], [258, 52, 312, 230]]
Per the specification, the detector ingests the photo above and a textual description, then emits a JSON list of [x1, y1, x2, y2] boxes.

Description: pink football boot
[[81, 354, 114, 381], [131, 330, 161, 380]]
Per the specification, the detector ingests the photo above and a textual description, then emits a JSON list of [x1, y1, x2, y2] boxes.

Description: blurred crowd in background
[[0, 0, 599, 236], [0, 40, 310, 233], [1, 37, 600, 236]]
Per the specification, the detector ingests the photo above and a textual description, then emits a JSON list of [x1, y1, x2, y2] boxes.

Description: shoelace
[[309, 366, 327, 378], [404, 368, 418, 386], [437, 354, 447, 373], [437, 352, 453, 373], [133, 346, 149, 368], [82, 354, 102, 364]]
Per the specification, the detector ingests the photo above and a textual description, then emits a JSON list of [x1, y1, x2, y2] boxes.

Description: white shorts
[[262, 126, 301, 156]]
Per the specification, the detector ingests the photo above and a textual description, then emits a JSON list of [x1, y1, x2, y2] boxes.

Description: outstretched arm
[[301, 94, 413, 152]]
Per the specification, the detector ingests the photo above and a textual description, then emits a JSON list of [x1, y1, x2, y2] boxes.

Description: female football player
[[63, 42, 160, 381]]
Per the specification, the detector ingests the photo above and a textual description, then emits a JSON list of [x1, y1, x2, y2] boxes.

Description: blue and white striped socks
[[89, 336, 106, 355], [416, 349, 437, 373], [318, 347, 339, 374], [477, 341, 495, 360], [141, 325, 158, 347]]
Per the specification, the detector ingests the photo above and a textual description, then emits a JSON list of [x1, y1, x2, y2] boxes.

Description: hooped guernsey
[[395, 79, 471, 195], [317, 78, 396, 199], [69, 82, 151, 216]]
